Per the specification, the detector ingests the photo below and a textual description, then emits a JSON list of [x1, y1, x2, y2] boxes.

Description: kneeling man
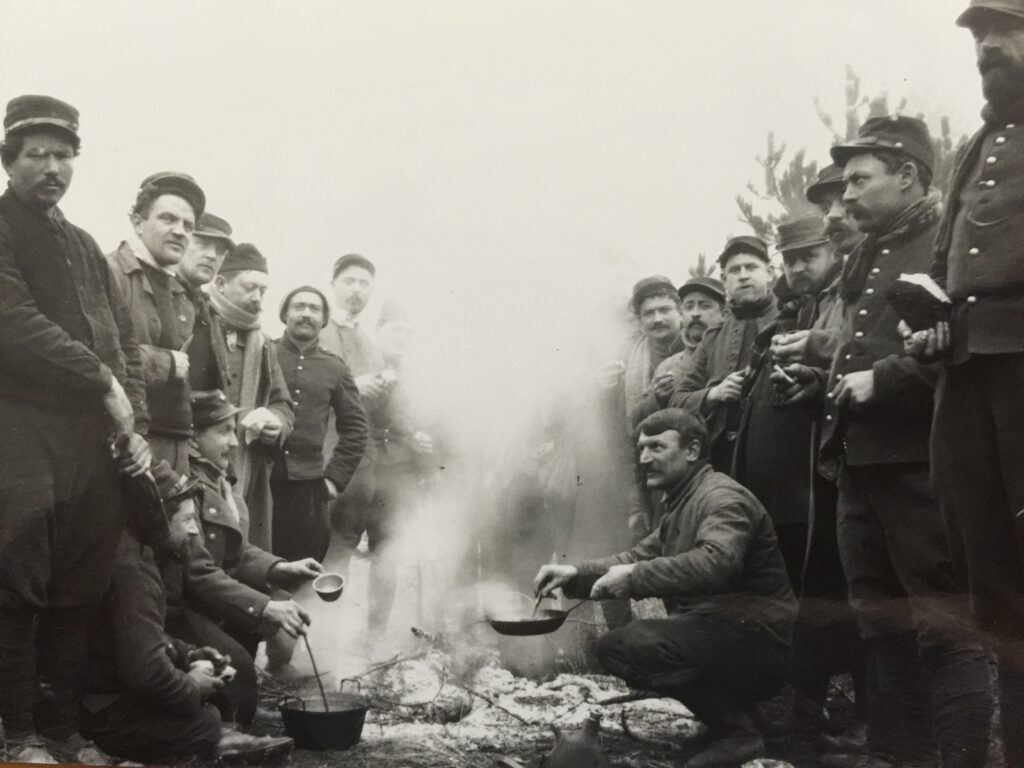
[[534, 409, 796, 768]]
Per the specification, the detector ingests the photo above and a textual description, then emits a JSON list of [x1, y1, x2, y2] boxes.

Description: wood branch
[[597, 689, 662, 706], [350, 650, 431, 681], [458, 684, 531, 725], [616, 710, 682, 751]]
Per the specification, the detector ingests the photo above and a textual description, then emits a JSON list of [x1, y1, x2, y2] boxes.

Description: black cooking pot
[[279, 680, 369, 751]]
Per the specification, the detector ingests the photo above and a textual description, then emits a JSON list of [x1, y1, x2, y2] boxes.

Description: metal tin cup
[[313, 573, 345, 602]]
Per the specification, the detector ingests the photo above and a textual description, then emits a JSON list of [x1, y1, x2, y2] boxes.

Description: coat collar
[[111, 240, 187, 298], [662, 461, 713, 510], [279, 333, 320, 356]]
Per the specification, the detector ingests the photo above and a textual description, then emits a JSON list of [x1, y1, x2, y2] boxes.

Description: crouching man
[[82, 461, 291, 764], [534, 409, 796, 768], [181, 390, 321, 686]]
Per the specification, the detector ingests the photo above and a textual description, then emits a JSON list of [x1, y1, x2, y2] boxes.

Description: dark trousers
[[0, 607, 92, 741], [777, 504, 866, 715], [0, 403, 125, 741], [331, 461, 407, 634], [837, 462, 992, 767], [164, 608, 258, 726], [932, 353, 1024, 765], [595, 610, 788, 735], [270, 476, 330, 562], [80, 699, 220, 763]]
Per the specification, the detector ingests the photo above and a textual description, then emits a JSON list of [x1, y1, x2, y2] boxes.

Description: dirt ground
[[247, 540, 805, 768]]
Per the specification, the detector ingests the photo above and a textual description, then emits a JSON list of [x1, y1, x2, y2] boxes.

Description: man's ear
[[213, 274, 226, 291], [684, 439, 702, 462], [898, 161, 919, 192], [129, 211, 144, 234]]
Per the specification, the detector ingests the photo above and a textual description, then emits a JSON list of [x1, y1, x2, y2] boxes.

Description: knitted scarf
[[206, 285, 265, 498], [729, 293, 775, 320], [841, 192, 943, 304], [206, 285, 261, 332]]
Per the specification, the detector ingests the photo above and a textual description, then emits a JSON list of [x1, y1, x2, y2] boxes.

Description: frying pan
[[485, 600, 589, 636]]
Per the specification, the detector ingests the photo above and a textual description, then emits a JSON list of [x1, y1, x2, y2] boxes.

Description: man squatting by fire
[[4, 2, 1024, 766]]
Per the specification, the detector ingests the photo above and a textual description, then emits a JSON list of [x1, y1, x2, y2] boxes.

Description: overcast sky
[[0, 0, 984, 388]]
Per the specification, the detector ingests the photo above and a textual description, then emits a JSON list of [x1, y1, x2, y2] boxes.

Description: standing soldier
[[107, 172, 206, 475], [272, 286, 368, 562], [903, 3, 1024, 765], [782, 117, 993, 768], [321, 255, 392, 579], [205, 243, 293, 551], [174, 212, 234, 395], [670, 236, 778, 471], [0, 95, 150, 764]]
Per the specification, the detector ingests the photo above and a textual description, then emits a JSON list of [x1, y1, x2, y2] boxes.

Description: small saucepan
[[485, 599, 589, 636]]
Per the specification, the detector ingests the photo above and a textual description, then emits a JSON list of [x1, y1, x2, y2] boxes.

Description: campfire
[[255, 611, 798, 768]]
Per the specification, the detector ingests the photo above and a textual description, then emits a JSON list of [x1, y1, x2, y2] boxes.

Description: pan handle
[[564, 599, 590, 616], [339, 678, 362, 693], [278, 695, 305, 711]]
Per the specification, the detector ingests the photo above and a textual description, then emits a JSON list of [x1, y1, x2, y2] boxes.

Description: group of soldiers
[[531, 1, 1024, 767], [3, 0, 1024, 767], [0, 90, 435, 765]]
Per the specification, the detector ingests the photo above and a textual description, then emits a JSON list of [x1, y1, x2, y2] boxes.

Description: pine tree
[[736, 66, 966, 243], [688, 252, 713, 279]]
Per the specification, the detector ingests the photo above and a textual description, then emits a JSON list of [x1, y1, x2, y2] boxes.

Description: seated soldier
[[81, 462, 291, 764], [534, 409, 797, 768], [178, 391, 322, 688], [160, 390, 321, 724]]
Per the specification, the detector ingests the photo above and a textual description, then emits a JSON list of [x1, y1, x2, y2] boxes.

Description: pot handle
[[278, 695, 306, 711], [339, 678, 362, 693]]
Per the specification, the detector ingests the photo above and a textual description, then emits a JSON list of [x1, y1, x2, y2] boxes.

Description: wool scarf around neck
[[207, 285, 261, 332], [841, 192, 942, 304], [729, 293, 775, 320]]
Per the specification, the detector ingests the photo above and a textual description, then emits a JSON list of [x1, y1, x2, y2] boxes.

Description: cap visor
[[956, 6, 1024, 27], [779, 237, 830, 254]]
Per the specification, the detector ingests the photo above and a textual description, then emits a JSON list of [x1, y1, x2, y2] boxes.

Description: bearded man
[[902, 3, 1024, 764], [205, 243, 293, 551]]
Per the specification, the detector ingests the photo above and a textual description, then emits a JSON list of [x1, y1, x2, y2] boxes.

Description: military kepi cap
[[806, 164, 844, 205], [137, 172, 206, 221], [830, 115, 935, 175], [776, 213, 830, 254], [957, 0, 1024, 27], [677, 276, 726, 305], [220, 242, 267, 275], [194, 212, 234, 247], [4, 95, 79, 140], [717, 235, 769, 268], [191, 389, 241, 430]]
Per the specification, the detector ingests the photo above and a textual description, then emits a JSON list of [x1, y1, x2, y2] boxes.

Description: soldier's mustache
[[979, 51, 1009, 75]]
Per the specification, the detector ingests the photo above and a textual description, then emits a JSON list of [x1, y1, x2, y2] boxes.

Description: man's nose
[[228, 432, 239, 448]]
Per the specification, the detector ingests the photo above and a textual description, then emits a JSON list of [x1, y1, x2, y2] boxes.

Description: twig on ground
[[349, 650, 430, 681], [617, 710, 682, 752], [597, 689, 662, 706], [458, 684, 531, 725]]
